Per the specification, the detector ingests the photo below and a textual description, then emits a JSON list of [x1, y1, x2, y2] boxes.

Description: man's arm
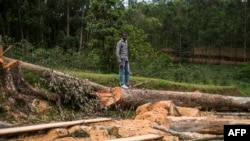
[[116, 41, 121, 62]]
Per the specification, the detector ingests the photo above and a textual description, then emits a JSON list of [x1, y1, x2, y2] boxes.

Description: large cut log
[[97, 87, 250, 112], [4, 57, 250, 112], [166, 116, 250, 135]]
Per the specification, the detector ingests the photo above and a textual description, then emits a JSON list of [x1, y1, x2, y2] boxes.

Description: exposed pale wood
[[153, 125, 224, 140], [0, 118, 111, 136], [3, 60, 19, 69], [167, 116, 250, 134], [3, 45, 13, 55], [107, 133, 163, 141], [97, 87, 121, 107], [0, 58, 3, 64]]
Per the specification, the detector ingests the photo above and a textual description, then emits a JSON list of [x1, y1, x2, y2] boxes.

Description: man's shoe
[[121, 84, 129, 89]]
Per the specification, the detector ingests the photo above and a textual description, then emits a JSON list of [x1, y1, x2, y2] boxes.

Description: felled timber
[[97, 87, 250, 112], [4, 57, 108, 90], [0, 117, 111, 136], [167, 116, 250, 135], [4, 57, 250, 112]]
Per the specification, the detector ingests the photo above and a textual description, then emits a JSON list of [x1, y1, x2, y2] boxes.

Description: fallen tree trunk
[[4, 57, 108, 91], [97, 88, 250, 112], [4, 57, 250, 112], [166, 116, 250, 134]]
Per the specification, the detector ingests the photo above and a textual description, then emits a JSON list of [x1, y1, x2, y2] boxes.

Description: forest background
[[0, 0, 250, 95]]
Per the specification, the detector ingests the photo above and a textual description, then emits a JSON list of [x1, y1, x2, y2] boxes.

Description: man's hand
[[119, 62, 123, 68]]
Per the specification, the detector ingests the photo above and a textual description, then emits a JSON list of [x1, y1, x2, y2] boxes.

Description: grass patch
[[65, 71, 244, 97]]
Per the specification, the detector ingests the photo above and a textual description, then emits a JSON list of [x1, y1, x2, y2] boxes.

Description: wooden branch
[[0, 118, 111, 136], [3, 45, 13, 55], [153, 125, 194, 139], [153, 125, 223, 140], [132, 80, 150, 88], [107, 133, 163, 141]]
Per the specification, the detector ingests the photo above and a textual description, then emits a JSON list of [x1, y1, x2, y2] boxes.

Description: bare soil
[[1, 99, 249, 141]]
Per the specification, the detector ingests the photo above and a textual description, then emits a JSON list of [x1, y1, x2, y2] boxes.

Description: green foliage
[[236, 62, 250, 83], [70, 129, 89, 138], [6, 39, 35, 62], [60, 36, 78, 51], [143, 52, 172, 77], [121, 24, 154, 66], [85, 0, 125, 73]]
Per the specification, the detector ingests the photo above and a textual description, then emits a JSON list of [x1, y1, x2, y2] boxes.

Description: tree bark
[[107, 88, 250, 112], [167, 116, 250, 135], [4, 57, 108, 111], [4, 57, 108, 91], [4, 57, 250, 112]]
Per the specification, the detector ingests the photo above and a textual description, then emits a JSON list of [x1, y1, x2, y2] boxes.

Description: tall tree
[[86, 0, 125, 73]]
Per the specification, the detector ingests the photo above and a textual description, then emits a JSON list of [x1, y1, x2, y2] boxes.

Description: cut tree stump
[[4, 57, 108, 111]]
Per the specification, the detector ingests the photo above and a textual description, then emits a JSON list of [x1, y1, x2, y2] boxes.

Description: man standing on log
[[116, 32, 130, 89]]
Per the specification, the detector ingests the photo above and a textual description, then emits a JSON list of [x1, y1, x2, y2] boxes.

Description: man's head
[[122, 33, 127, 41]]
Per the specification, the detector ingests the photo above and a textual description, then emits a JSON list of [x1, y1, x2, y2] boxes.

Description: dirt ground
[[0, 100, 241, 141], [7, 119, 177, 141], [1, 100, 250, 141]]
